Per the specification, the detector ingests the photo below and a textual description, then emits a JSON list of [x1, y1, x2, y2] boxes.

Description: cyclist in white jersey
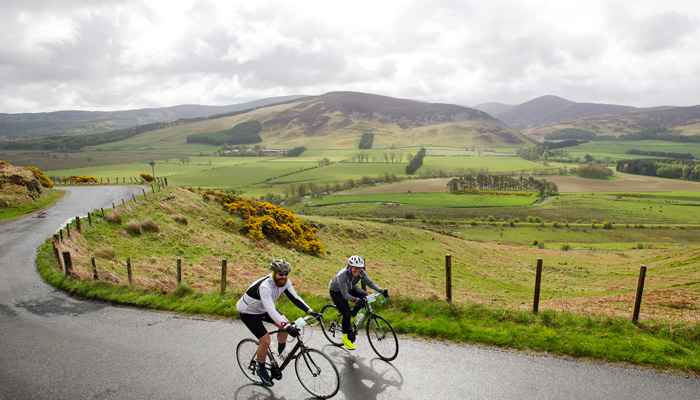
[[237, 259, 319, 387]]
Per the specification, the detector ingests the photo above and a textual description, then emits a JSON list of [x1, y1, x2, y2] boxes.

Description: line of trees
[[625, 149, 694, 159], [447, 173, 558, 196], [616, 158, 700, 181], [405, 148, 426, 174], [0, 121, 182, 151]]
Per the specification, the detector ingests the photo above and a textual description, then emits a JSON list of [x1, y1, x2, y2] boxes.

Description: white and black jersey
[[236, 274, 310, 325]]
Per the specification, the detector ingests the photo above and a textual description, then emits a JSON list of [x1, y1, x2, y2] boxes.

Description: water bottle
[[354, 312, 364, 328]]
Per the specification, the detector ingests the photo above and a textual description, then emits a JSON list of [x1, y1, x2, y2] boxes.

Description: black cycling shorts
[[240, 312, 277, 339]]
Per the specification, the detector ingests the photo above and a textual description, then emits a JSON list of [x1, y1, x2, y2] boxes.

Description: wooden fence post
[[75, 216, 81, 233], [221, 259, 227, 294], [66, 223, 70, 239], [446, 254, 452, 302], [142, 188, 147, 198], [122, 199, 126, 208], [52, 235, 63, 271], [533, 258, 543, 313], [63, 252, 72, 276], [91, 257, 98, 280], [132, 194, 137, 203], [127, 258, 132, 284], [632, 265, 647, 322], [88, 212, 92, 227], [176, 258, 182, 285], [101, 208, 105, 218]]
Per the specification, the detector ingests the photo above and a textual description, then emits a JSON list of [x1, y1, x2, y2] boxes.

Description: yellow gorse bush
[[26, 166, 53, 188], [76, 175, 98, 183], [140, 173, 154, 182], [207, 190, 324, 255]]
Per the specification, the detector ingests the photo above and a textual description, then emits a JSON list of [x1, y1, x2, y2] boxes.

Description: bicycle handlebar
[[365, 292, 389, 304], [293, 315, 319, 328]]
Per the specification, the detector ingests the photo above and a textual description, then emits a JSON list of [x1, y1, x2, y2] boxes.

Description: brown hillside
[[252, 91, 530, 147], [263, 91, 507, 131]]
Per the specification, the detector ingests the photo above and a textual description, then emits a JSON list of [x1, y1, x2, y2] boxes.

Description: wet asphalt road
[[1, 186, 699, 400]]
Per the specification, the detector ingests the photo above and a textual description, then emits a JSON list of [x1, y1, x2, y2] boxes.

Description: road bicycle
[[236, 315, 340, 399], [320, 293, 399, 361]]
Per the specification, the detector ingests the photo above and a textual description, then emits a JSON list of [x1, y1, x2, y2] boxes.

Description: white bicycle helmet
[[347, 255, 365, 268]]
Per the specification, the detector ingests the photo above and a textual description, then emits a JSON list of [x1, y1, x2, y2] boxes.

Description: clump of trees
[[186, 121, 263, 145], [359, 133, 374, 149], [405, 148, 426, 174], [544, 128, 597, 141], [447, 173, 558, 196], [576, 163, 613, 179], [286, 146, 307, 157]]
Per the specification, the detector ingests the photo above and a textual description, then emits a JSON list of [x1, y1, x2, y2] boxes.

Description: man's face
[[273, 272, 288, 287], [350, 266, 362, 276]]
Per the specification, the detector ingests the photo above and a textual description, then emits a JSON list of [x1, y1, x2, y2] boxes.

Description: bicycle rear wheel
[[236, 338, 263, 384], [366, 314, 399, 361], [320, 304, 343, 346], [295, 348, 340, 399]]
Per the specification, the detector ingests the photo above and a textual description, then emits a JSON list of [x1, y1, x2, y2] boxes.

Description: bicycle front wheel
[[320, 304, 343, 346], [366, 314, 399, 361], [295, 348, 340, 399], [236, 338, 263, 384]]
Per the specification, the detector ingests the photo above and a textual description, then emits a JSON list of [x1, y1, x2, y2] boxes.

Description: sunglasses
[[277, 272, 289, 276]]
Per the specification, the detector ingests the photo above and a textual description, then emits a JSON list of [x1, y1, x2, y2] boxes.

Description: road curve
[[1, 186, 698, 400]]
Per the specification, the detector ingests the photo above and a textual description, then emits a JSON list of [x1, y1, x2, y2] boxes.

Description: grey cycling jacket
[[328, 267, 382, 303]]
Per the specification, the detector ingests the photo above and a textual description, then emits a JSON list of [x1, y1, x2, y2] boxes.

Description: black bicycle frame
[[268, 331, 304, 372]]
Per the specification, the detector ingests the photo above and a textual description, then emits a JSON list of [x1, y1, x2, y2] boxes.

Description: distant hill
[[474, 95, 700, 140], [251, 91, 530, 148], [0, 95, 308, 140], [0, 91, 531, 153]]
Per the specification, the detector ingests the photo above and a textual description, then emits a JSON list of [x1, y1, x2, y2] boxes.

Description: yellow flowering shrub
[[26, 166, 53, 188], [140, 173, 154, 182], [76, 175, 98, 183], [207, 190, 324, 255]]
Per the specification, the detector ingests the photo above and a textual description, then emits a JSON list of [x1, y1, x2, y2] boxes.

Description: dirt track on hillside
[[339, 172, 700, 194]]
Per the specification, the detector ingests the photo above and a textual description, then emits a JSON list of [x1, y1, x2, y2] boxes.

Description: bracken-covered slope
[[253, 91, 530, 148]]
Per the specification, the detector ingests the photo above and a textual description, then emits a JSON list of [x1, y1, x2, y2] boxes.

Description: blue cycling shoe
[[256, 364, 274, 387]]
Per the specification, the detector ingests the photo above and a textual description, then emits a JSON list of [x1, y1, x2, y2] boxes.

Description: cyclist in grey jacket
[[328, 255, 389, 350]]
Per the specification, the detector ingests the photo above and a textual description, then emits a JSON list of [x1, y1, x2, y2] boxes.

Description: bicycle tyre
[[295, 348, 340, 399], [320, 304, 343, 346], [366, 314, 399, 361], [236, 338, 265, 384]]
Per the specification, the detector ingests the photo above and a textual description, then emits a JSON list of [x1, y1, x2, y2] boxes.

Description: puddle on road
[[16, 295, 107, 317]]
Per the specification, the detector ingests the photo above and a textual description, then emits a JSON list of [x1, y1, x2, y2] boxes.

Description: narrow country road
[[1, 186, 698, 399]]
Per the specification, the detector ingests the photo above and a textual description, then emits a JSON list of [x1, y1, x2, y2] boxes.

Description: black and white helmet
[[270, 259, 291, 274], [347, 255, 365, 268]]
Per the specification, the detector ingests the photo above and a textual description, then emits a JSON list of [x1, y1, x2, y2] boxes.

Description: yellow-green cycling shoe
[[342, 334, 355, 350]]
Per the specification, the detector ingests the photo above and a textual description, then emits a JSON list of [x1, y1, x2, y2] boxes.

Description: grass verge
[[0, 189, 66, 221], [37, 241, 700, 376]]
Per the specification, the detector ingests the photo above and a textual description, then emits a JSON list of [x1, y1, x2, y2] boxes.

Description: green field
[[562, 140, 700, 161], [309, 191, 537, 208]]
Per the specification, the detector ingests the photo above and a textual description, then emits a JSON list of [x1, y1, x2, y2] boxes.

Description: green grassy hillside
[[40, 186, 700, 374]]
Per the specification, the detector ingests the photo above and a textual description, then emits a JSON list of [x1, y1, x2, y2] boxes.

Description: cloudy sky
[[2, 0, 699, 114]]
